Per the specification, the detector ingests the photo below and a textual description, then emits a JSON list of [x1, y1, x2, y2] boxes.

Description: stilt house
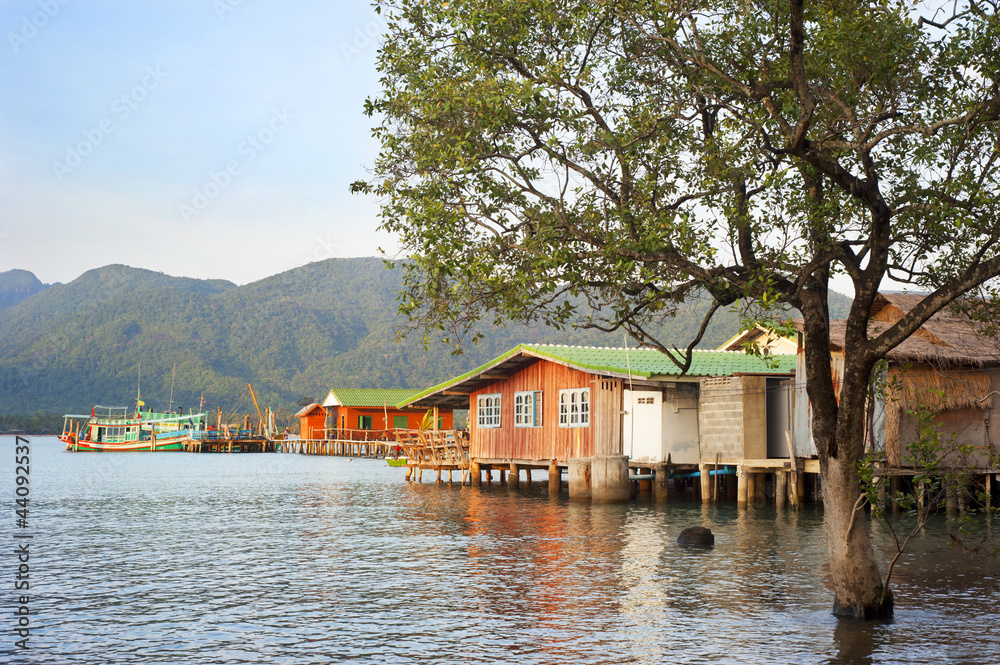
[[295, 403, 326, 440], [322, 388, 453, 439], [792, 293, 1000, 468], [398, 344, 796, 487]]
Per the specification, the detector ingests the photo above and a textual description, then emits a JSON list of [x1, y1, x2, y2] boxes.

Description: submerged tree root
[[833, 590, 895, 621]]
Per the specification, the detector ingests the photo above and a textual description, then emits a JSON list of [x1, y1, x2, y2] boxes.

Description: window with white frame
[[477, 393, 502, 428], [558, 388, 590, 427], [514, 391, 543, 427]]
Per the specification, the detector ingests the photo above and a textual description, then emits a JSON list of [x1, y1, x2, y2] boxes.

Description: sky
[[0, 0, 393, 286]]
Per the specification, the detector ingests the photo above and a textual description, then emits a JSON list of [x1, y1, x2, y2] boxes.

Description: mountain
[[0, 259, 852, 416], [0, 269, 50, 309]]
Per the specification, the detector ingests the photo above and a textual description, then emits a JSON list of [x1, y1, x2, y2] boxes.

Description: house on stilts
[[289, 389, 454, 459], [723, 292, 1000, 507], [396, 343, 798, 503]]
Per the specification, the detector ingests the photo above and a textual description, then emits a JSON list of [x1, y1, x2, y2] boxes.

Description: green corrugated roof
[[328, 388, 423, 408], [399, 344, 796, 407], [520, 344, 796, 377]]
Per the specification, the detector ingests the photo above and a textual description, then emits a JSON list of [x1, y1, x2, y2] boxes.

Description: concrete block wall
[[698, 376, 745, 459]]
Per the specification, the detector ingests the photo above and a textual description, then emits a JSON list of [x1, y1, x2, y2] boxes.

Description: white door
[[623, 390, 663, 462]]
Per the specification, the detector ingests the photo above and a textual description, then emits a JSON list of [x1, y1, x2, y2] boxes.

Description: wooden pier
[[393, 430, 471, 483], [280, 435, 395, 458], [183, 437, 278, 453]]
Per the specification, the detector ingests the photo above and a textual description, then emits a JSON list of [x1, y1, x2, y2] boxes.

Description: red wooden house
[[399, 344, 795, 501], [295, 403, 327, 440], [322, 388, 453, 439]]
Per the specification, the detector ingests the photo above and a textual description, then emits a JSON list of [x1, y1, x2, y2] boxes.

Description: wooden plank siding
[[592, 376, 623, 457], [469, 358, 622, 462], [327, 406, 453, 435]]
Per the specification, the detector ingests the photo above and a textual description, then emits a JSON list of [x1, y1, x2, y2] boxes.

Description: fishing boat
[[60, 405, 208, 452]]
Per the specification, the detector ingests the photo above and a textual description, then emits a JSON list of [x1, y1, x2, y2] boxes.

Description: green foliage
[[0, 260, 830, 417], [360, 0, 1000, 369], [858, 387, 1000, 591], [0, 270, 48, 309], [0, 412, 63, 434]]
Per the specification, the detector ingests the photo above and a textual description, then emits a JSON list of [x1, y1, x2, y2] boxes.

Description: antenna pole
[[168, 363, 176, 413]]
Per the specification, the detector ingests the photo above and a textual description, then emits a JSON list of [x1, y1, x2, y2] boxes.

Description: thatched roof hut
[[797, 293, 1000, 467], [813, 293, 999, 366]]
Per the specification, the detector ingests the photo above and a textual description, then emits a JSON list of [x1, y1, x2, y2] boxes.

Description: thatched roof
[[805, 293, 1000, 368]]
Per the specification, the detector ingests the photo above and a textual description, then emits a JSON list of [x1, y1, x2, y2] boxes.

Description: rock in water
[[677, 526, 715, 547]]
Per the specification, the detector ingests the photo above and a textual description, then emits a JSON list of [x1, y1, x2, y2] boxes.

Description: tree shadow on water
[[826, 616, 886, 665]]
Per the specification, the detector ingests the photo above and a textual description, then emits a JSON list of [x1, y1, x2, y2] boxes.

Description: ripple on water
[[2, 440, 999, 664]]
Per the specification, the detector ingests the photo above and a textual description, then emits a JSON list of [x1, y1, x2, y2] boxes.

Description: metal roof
[[398, 344, 796, 409], [294, 402, 324, 417], [325, 388, 425, 408]]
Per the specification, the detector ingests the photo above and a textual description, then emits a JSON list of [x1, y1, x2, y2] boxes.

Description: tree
[[355, 0, 1000, 618]]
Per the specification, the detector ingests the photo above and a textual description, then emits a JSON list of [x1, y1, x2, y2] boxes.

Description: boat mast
[[135, 363, 142, 416], [167, 363, 176, 413]]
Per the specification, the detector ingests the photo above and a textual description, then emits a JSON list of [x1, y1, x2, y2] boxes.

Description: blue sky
[[0, 0, 392, 285]]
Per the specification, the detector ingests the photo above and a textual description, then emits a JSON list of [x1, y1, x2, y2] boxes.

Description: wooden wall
[[469, 359, 621, 462], [327, 406, 453, 434], [593, 376, 623, 457], [298, 412, 326, 439], [792, 350, 843, 457]]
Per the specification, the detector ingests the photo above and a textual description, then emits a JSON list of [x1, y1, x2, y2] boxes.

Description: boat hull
[[61, 434, 191, 452]]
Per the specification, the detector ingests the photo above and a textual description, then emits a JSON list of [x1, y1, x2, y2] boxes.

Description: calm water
[[1, 438, 999, 664]]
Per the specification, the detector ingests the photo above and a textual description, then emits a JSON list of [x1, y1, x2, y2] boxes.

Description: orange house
[[322, 388, 453, 439], [295, 403, 327, 439]]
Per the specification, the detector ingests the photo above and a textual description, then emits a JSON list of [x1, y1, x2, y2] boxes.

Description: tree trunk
[[819, 448, 894, 619], [801, 288, 893, 619]]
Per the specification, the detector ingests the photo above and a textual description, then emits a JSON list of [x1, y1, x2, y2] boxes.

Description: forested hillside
[[0, 259, 850, 417], [0, 269, 49, 308]]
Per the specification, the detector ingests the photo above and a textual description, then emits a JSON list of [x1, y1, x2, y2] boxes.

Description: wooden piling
[[713, 453, 721, 502], [699, 464, 711, 503], [509, 462, 520, 488], [737, 466, 748, 507], [784, 432, 800, 508], [776, 471, 787, 509], [548, 461, 560, 494]]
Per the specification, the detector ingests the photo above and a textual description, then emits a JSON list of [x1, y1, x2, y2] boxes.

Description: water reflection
[[4, 439, 1000, 664], [829, 617, 879, 665]]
